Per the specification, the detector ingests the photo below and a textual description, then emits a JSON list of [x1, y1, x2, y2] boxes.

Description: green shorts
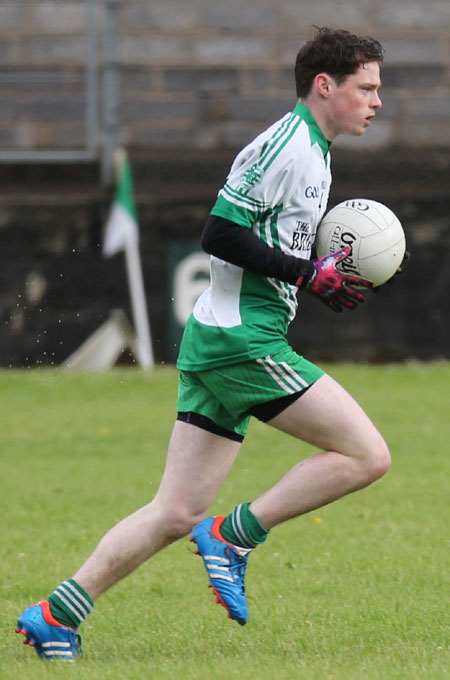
[[176, 346, 324, 440]]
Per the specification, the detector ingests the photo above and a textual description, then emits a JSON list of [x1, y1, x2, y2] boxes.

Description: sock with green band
[[220, 502, 270, 549], [48, 579, 94, 629]]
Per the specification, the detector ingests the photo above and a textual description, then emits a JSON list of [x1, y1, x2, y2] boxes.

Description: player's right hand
[[372, 250, 410, 293], [298, 246, 373, 313]]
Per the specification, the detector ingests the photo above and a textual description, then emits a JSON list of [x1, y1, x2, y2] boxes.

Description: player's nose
[[371, 91, 382, 109]]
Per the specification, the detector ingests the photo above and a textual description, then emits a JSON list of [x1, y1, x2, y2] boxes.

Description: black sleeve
[[201, 214, 314, 286]]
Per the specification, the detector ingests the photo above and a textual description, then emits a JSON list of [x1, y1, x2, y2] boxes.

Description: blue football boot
[[15, 600, 81, 660], [190, 516, 251, 625]]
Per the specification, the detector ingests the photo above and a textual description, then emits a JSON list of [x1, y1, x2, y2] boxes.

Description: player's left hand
[[299, 246, 373, 313]]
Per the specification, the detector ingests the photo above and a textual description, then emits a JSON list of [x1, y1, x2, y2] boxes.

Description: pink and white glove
[[297, 246, 373, 313]]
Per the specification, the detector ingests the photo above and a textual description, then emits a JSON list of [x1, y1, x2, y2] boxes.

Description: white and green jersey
[[177, 102, 331, 371]]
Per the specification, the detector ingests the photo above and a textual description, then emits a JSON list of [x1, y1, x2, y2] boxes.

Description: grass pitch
[[1, 363, 449, 679]]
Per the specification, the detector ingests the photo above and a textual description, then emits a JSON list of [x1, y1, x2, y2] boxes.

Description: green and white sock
[[48, 579, 94, 629], [220, 502, 269, 549]]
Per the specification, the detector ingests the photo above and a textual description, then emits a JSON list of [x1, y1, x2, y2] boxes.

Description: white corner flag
[[103, 150, 154, 369]]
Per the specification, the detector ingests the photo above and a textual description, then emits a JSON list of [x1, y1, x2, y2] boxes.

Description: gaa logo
[[305, 185, 320, 199]]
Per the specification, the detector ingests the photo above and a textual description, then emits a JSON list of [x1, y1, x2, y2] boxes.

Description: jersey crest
[[237, 163, 263, 194]]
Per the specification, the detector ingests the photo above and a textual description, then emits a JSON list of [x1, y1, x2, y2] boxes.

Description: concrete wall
[[1, 147, 449, 367], [1, 0, 450, 151]]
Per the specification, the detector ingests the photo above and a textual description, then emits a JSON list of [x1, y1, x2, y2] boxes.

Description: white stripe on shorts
[[256, 357, 294, 393], [256, 356, 309, 394], [279, 361, 309, 389]]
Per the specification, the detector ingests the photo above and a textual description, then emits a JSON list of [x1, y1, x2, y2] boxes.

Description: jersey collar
[[293, 102, 331, 158]]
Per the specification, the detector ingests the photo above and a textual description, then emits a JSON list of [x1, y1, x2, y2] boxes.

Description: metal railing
[[0, 0, 119, 184]]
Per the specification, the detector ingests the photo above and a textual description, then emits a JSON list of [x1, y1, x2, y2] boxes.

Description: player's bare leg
[[16, 421, 241, 656], [249, 373, 391, 529], [73, 421, 241, 599]]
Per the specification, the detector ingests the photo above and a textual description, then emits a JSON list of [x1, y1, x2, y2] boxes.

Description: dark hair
[[295, 27, 384, 98]]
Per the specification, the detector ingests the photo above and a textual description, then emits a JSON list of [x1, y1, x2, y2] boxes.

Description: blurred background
[[0, 0, 449, 368]]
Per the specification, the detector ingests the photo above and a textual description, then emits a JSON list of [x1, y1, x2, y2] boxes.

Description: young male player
[[16, 27, 391, 659]]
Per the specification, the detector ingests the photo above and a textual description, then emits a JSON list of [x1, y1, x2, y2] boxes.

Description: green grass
[[1, 364, 449, 679]]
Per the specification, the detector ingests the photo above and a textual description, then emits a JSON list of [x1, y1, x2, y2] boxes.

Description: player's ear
[[315, 73, 333, 98]]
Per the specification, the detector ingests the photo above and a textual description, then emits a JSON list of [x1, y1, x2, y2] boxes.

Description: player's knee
[[364, 436, 391, 483]]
